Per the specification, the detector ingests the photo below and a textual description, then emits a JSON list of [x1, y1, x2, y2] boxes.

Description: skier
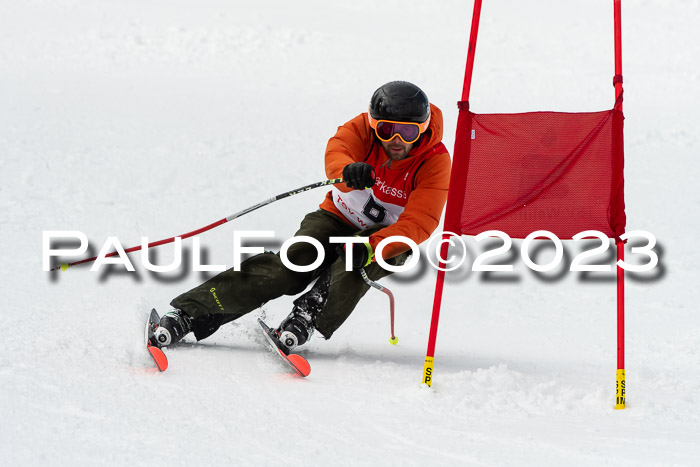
[[153, 81, 451, 354]]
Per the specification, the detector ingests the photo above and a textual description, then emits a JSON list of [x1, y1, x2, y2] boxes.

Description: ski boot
[[276, 306, 315, 355], [152, 309, 192, 347]]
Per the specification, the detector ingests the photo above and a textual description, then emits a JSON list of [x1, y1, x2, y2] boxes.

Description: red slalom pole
[[423, 0, 483, 387], [423, 237, 451, 386], [461, 0, 483, 103], [616, 242, 625, 409], [50, 178, 343, 272], [613, 0, 626, 410]]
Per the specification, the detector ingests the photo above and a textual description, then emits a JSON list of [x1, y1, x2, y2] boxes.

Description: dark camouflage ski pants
[[170, 209, 409, 341]]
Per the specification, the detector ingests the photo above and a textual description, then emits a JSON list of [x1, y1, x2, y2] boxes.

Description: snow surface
[[2, 0, 699, 465]]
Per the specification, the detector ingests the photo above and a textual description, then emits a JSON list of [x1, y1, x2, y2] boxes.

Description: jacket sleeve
[[325, 114, 374, 193], [368, 151, 451, 260]]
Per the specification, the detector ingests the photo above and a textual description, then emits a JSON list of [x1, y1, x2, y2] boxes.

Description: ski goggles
[[368, 115, 430, 144]]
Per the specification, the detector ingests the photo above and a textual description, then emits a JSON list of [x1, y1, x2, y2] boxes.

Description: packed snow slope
[[2, 0, 698, 465]]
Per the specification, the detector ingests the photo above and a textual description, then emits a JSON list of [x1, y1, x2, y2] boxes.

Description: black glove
[[342, 162, 375, 189], [336, 242, 374, 270]]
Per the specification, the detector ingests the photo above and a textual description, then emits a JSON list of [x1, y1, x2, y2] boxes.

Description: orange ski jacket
[[320, 103, 451, 260]]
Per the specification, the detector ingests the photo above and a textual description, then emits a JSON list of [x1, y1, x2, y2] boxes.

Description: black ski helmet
[[369, 81, 430, 124]]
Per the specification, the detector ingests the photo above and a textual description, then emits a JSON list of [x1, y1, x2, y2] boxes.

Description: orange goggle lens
[[368, 116, 429, 144]]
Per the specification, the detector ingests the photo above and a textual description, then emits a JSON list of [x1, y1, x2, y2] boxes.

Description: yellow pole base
[[615, 369, 626, 409], [423, 357, 434, 387]]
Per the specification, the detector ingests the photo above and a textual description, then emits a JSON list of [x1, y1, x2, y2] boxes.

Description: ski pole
[[51, 178, 344, 272], [359, 267, 397, 345]]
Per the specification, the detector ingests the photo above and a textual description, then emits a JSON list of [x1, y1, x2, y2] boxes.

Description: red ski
[[145, 309, 168, 372], [258, 318, 310, 377]]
